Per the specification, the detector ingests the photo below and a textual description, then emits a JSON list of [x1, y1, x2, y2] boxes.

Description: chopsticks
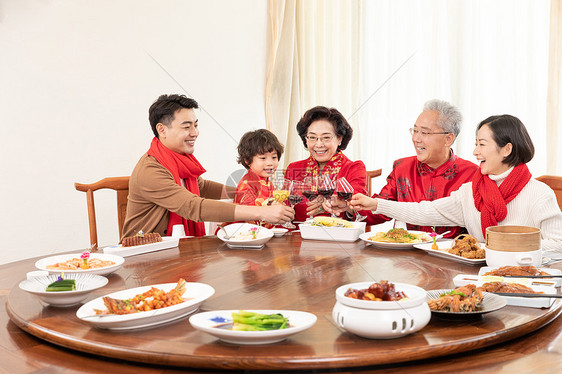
[[502, 275, 562, 279], [491, 292, 562, 298]]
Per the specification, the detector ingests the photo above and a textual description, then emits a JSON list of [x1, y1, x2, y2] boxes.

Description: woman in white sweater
[[342, 115, 562, 257]]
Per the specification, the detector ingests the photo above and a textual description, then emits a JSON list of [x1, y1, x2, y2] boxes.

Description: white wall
[[0, 0, 268, 264]]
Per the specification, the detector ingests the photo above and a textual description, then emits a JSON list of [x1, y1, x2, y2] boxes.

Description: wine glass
[[318, 175, 336, 217], [336, 177, 366, 222], [303, 176, 319, 219], [272, 178, 290, 205], [284, 180, 304, 229]]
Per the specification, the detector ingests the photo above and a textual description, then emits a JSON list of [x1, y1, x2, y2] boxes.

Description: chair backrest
[[536, 175, 562, 211], [366, 169, 383, 196], [74, 177, 130, 250]]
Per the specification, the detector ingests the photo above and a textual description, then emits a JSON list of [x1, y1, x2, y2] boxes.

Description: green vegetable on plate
[[46, 279, 76, 292], [231, 310, 289, 331]]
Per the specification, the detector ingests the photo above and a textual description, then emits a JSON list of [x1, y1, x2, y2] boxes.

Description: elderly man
[[328, 99, 477, 238], [364, 99, 478, 238], [122, 94, 294, 239]]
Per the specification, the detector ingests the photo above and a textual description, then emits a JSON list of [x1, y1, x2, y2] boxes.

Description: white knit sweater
[[375, 168, 562, 257]]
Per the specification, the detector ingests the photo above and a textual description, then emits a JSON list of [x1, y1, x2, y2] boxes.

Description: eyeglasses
[[409, 128, 451, 137], [306, 135, 335, 144]]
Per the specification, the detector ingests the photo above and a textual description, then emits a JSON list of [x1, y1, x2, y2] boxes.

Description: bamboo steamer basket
[[485, 226, 541, 252]]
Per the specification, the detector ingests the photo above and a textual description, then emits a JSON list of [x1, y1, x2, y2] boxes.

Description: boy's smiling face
[[248, 151, 279, 178]]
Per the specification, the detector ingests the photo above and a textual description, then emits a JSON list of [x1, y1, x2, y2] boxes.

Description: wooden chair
[[75, 177, 130, 250], [536, 175, 562, 210], [366, 169, 383, 196]]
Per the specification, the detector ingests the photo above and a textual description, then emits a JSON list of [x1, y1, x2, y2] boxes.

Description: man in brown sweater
[[122, 94, 294, 238]]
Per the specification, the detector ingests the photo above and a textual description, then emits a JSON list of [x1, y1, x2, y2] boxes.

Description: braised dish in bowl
[[333, 281, 430, 339]]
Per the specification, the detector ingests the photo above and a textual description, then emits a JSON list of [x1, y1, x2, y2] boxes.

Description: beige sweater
[[122, 153, 236, 238]]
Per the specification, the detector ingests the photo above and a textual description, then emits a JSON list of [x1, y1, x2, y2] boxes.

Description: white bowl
[[332, 281, 430, 339], [300, 220, 366, 242], [19, 273, 109, 307], [271, 228, 288, 237], [217, 223, 274, 249], [484, 247, 543, 267]]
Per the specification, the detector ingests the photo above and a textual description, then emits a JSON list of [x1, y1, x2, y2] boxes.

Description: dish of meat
[[414, 240, 486, 265], [478, 266, 562, 287], [426, 287, 506, 316]]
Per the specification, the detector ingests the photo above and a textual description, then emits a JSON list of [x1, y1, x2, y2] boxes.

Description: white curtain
[[267, 0, 553, 181], [266, 0, 361, 167], [547, 0, 562, 173]]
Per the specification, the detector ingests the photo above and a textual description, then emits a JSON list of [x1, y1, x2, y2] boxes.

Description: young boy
[[235, 129, 284, 208]]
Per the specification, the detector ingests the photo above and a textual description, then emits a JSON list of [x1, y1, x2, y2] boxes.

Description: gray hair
[[422, 99, 463, 139]]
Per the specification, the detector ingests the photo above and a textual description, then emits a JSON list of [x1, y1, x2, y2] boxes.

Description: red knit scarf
[[147, 137, 207, 237], [472, 163, 532, 237], [304, 151, 345, 178]]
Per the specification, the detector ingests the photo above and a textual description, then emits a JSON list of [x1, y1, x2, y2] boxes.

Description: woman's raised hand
[[349, 193, 378, 211]]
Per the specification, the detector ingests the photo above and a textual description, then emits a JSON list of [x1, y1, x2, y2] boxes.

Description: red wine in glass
[[337, 191, 353, 201], [303, 190, 319, 201], [318, 187, 335, 198]]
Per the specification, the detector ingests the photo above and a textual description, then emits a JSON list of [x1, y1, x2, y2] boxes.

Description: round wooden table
[[4, 233, 562, 373]]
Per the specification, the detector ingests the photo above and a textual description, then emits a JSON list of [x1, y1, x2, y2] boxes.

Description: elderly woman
[[285, 106, 367, 223], [341, 114, 562, 256]]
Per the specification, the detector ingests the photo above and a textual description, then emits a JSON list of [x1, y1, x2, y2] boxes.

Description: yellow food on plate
[[310, 216, 354, 228], [368, 228, 430, 243]]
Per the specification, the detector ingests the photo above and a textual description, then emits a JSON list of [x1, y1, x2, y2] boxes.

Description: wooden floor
[[2, 234, 562, 373]]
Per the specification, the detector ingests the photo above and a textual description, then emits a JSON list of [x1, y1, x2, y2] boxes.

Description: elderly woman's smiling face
[[306, 120, 342, 168]]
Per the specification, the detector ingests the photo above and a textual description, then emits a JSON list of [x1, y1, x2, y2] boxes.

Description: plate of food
[[478, 266, 562, 287], [19, 273, 108, 307], [413, 235, 486, 265], [76, 279, 215, 330], [299, 216, 366, 242], [360, 228, 432, 249], [35, 252, 124, 276], [217, 223, 274, 249], [103, 232, 179, 257], [426, 285, 507, 316], [189, 310, 317, 345]]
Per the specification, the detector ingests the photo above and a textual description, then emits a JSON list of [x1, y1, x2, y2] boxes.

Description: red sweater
[[366, 152, 478, 238]]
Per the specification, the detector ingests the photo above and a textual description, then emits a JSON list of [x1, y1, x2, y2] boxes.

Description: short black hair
[[477, 114, 534, 166], [148, 94, 199, 138], [237, 129, 284, 169], [296, 106, 353, 150]]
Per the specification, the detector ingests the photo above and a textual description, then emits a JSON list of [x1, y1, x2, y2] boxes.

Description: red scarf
[[472, 163, 532, 237], [304, 151, 345, 178], [147, 137, 207, 237]]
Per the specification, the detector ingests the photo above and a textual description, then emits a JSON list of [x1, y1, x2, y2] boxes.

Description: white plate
[[103, 236, 179, 257], [189, 310, 317, 345], [300, 221, 366, 242], [478, 266, 562, 287], [19, 273, 108, 307], [451, 278, 556, 308], [76, 282, 215, 330], [271, 228, 289, 237], [217, 223, 274, 248], [413, 240, 486, 265], [426, 289, 507, 316], [35, 253, 124, 276], [360, 231, 432, 249]]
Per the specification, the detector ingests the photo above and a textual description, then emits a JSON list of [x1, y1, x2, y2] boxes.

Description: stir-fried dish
[[369, 228, 430, 243], [46, 257, 116, 271]]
